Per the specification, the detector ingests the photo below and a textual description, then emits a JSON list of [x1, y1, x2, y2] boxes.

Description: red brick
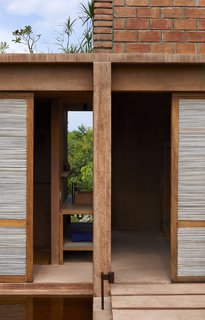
[[138, 31, 161, 42], [126, 18, 149, 29], [115, 7, 136, 17], [173, 0, 195, 5], [161, 8, 185, 18], [137, 8, 160, 18], [185, 8, 205, 18], [94, 41, 113, 48], [114, 18, 125, 29], [114, 30, 137, 41], [126, 0, 148, 5], [198, 20, 205, 30], [198, 0, 205, 5], [162, 31, 185, 41], [95, 8, 112, 15], [151, 0, 172, 6], [94, 14, 113, 21], [114, 0, 125, 5], [151, 43, 175, 54], [94, 48, 112, 52], [95, 2, 112, 8], [186, 31, 205, 42], [174, 19, 196, 30], [150, 19, 173, 30], [114, 42, 126, 53], [94, 27, 112, 34], [94, 33, 113, 41], [175, 43, 197, 54], [127, 43, 151, 53], [94, 20, 113, 27], [198, 44, 205, 54]]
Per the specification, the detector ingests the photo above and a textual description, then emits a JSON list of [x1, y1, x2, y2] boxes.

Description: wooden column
[[51, 100, 61, 264], [93, 62, 112, 296]]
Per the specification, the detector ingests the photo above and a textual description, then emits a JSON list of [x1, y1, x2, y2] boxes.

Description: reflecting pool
[[0, 297, 92, 320]]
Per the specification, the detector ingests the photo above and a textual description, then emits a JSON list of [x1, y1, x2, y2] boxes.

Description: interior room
[[111, 92, 171, 284], [33, 92, 93, 283]]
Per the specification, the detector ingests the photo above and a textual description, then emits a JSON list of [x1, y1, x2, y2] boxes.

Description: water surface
[[0, 296, 92, 320]]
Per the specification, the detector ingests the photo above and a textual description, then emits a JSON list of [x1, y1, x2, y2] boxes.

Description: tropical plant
[[12, 25, 41, 53], [0, 41, 9, 54], [55, 17, 80, 53]]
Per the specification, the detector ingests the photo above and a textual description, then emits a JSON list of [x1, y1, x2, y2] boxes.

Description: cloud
[[0, 0, 85, 52], [1, 0, 80, 19]]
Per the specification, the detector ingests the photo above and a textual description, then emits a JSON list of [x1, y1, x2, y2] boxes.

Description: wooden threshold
[[0, 283, 93, 296]]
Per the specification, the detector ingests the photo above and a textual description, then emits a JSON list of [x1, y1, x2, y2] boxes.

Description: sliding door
[[0, 94, 33, 282], [171, 94, 205, 281]]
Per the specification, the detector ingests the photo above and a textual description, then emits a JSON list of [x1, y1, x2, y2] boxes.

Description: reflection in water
[[0, 297, 92, 320]]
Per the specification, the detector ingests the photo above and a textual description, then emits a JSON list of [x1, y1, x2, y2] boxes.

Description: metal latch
[[101, 272, 114, 310]]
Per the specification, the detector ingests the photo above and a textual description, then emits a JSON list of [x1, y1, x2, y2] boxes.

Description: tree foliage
[[12, 25, 41, 53], [0, 41, 9, 54], [68, 125, 93, 193]]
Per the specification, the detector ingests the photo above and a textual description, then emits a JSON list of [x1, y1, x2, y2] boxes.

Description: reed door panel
[[0, 94, 33, 282], [171, 94, 205, 281]]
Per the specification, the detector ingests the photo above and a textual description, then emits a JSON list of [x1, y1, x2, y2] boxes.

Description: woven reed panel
[[0, 99, 27, 219], [0, 226, 26, 275], [178, 99, 205, 220], [178, 227, 205, 276]]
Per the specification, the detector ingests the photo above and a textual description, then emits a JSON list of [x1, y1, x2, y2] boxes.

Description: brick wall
[[94, 0, 205, 53]]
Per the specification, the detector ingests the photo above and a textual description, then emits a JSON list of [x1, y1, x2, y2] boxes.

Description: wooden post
[[51, 100, 61, 264], [93, 62, 112, 296]]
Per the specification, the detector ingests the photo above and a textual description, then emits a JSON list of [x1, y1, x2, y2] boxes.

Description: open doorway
[[33, 93, 93, 284], [111, 93, 171, 283]]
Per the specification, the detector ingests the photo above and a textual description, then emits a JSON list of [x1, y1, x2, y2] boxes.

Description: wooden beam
[[93, 62, 112, 297], [51, 100, 61, 264], [112, 65, 205, 92], [178, 221, 205, 228], [0, 64, 92, 92], [0, 220, 26, 227], [171, 95, 179, 282]]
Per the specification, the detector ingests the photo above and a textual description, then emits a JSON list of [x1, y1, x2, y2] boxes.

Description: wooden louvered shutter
[[0, 94, 33, 283], [171, 94, 205, 281]]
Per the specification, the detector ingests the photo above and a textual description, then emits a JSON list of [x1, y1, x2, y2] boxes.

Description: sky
[[0, 0, 92, 130], [0, 0, 84, 52], [68, 112, 93, 131]]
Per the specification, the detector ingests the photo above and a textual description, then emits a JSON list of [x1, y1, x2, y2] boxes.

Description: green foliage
[[12, 25, 41, 53], [0, 41, 9, 54], [56, 0, 94, 53], [68, 125, 93, 193]]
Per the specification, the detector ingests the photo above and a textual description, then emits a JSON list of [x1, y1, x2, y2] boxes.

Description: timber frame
[[1, 53, 205, 296]]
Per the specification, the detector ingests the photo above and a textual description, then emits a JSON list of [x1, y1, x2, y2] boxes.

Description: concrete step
[[111, 283, 205, 296], [112, 310, 205, 320], [112, 294, 205, 309]]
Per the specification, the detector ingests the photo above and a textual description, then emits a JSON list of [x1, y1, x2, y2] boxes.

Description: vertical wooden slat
[[51, 100, 61, 264], [26, 95, 34, 282], [171, 96, 179, 281], [93, 62, 112, 296]]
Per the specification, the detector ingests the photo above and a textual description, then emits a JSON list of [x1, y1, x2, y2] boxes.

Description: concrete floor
[[33, 252, 92, 283], [112, 230, 170, 284]]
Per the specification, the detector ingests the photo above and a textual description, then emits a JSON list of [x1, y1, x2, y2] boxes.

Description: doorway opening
[[111, 93, 171, 283], [33, 92, 93, 284]]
